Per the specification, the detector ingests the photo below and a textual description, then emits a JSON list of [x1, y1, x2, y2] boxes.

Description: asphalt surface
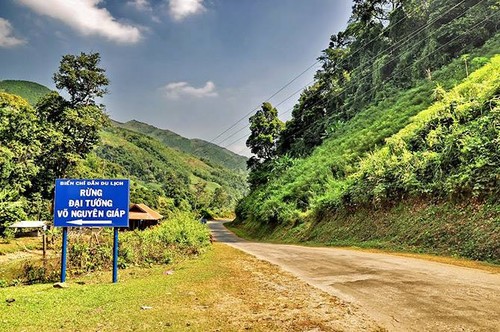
[[208, 220, 500, 331]]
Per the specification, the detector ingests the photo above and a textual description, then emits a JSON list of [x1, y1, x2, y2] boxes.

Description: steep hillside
[[0, 80, 247, 219], [235, 55, 499, 262], [72, 125, 247, 217], [115, 120, 247, 171], [0, 80, 51, 105], [235, 0, 500, 263]]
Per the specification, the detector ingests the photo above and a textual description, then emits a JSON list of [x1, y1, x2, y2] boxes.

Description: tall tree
[[30, 52, 110, 198], [0, 93, 41, 193], [278, 85, 328, 157], [245, 102, 284, 188], [210, 186, 230, 213], [53, 52, 109, 107], [0, 93, 40, 233], [246, 102, 284, 166]]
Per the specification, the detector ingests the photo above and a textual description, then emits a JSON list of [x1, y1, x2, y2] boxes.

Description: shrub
[[60, 212, 211, 277], [20, 261, 59, 285]]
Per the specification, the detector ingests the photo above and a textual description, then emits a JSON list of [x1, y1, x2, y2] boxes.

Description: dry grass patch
[[0, 237, 43, 256], [1, 243, 381, 331]]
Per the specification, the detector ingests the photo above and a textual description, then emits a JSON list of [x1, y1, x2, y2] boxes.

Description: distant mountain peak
[[115, 120, 247, 171]]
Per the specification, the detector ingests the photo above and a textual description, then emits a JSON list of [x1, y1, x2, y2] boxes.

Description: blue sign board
[[54, 179, 130, 227]]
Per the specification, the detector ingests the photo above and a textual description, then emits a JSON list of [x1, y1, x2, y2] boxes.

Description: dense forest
[[236, 0, 499, 262], [0, 57, 247, 234]]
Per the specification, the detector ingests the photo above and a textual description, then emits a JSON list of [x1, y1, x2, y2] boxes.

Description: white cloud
[[18, 0, 142, 44], [168, 0, 206, 21], [162, 81, 218, 99], [128, 0, 152, 12], [127, 0, 161, 23], [0, 18, 26, 48]]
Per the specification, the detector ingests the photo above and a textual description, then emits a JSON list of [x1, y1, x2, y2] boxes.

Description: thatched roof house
[[129, 203, 163, 230]]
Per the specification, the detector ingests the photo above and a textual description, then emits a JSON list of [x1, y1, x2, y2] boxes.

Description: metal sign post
[[54, 179, 129, 283], [60, 227, 68, 282], [113, 228, 119, 283]]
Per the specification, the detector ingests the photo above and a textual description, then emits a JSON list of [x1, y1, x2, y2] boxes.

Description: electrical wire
[[217, 0, 474, 149], [212, 4, 430, 147], [222, 4, 497, 155]]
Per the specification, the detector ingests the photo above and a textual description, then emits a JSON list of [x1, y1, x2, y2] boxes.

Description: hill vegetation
[[77, 125, 247, 218], [235, 0, 500, 263], [0, 53, 118, 234], [0, 80, 51, 105], [0, 53, 249, 286], [115, 119, 247, 171], [0, 58, 247, 236]]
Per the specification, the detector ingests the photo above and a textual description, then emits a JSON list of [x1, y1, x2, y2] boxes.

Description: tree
[[278, 85, 329, 157], [0, 189, 26, 235], [210, 186, 230, 213], [352, 0, 397, 26], [30, 52, 110, 198], [246, 102, 284, 166], [53, 52, 109, 107], [191, 182, 211, 213], [0, 92, 41, 194], [245, 102, 284, 188], [0, 93, 39, 233]]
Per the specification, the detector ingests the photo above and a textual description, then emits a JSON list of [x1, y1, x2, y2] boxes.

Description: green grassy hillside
[[0, 80, 247, 219], [0, 80, 51, 105], [235, 0, 500, 263], [72, 125, 247, 217], [115, 119, 247, 171], [235, 43, 500, 263]]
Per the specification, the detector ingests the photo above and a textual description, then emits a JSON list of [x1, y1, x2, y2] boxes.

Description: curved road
[[208, 220, 500, 331]]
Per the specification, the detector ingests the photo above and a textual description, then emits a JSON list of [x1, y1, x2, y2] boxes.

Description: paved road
[[208, 220, 500, 331]]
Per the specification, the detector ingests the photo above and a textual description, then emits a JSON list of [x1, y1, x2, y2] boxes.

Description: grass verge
[[0, 237, 42, 255], [229, 200, 500, 272], [1, 243, 381, 331]]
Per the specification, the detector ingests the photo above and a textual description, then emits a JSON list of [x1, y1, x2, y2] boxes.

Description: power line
[[223, 4, 496, 153], [214, 3, 433, 147], [215, 80, 316, 147], [212, 1, 463, 148], [209, 61, 322, 144], [219, 0, 472, 147], [280, 0, 485, 119], [264, 7, 499, 149]]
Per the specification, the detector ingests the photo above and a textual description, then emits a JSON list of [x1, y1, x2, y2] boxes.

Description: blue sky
[[0, 0, 353, 155]]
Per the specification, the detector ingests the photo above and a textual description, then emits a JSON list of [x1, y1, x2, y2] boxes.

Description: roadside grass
[[0, 214, 211, 287], [227, 200, 500, 274], [0, 259, 35, 284], [0, 237, 42, 255], [0, 243, 381, 332]]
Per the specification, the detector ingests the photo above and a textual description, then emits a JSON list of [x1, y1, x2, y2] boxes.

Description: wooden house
[[128, 203, 163, 230]]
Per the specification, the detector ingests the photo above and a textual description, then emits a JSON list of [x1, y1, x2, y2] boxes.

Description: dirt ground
[[209, 221, 500, 332], [0, 250, 41, 264], [210, 243, 383, 331], [0, 243, 383, 332]]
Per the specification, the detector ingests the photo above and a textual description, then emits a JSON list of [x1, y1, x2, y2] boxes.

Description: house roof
[[129, 203, 163, 221], [9, 220, 47, 228]]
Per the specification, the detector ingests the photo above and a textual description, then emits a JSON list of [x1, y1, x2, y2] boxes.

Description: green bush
[[21, 261, 59, 285], [0, 198, 26, 237], [346, 55, 499, 206], [238, 55, 500, 227], [60, 212, 211, 278], [235, 45, 500, 263]]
